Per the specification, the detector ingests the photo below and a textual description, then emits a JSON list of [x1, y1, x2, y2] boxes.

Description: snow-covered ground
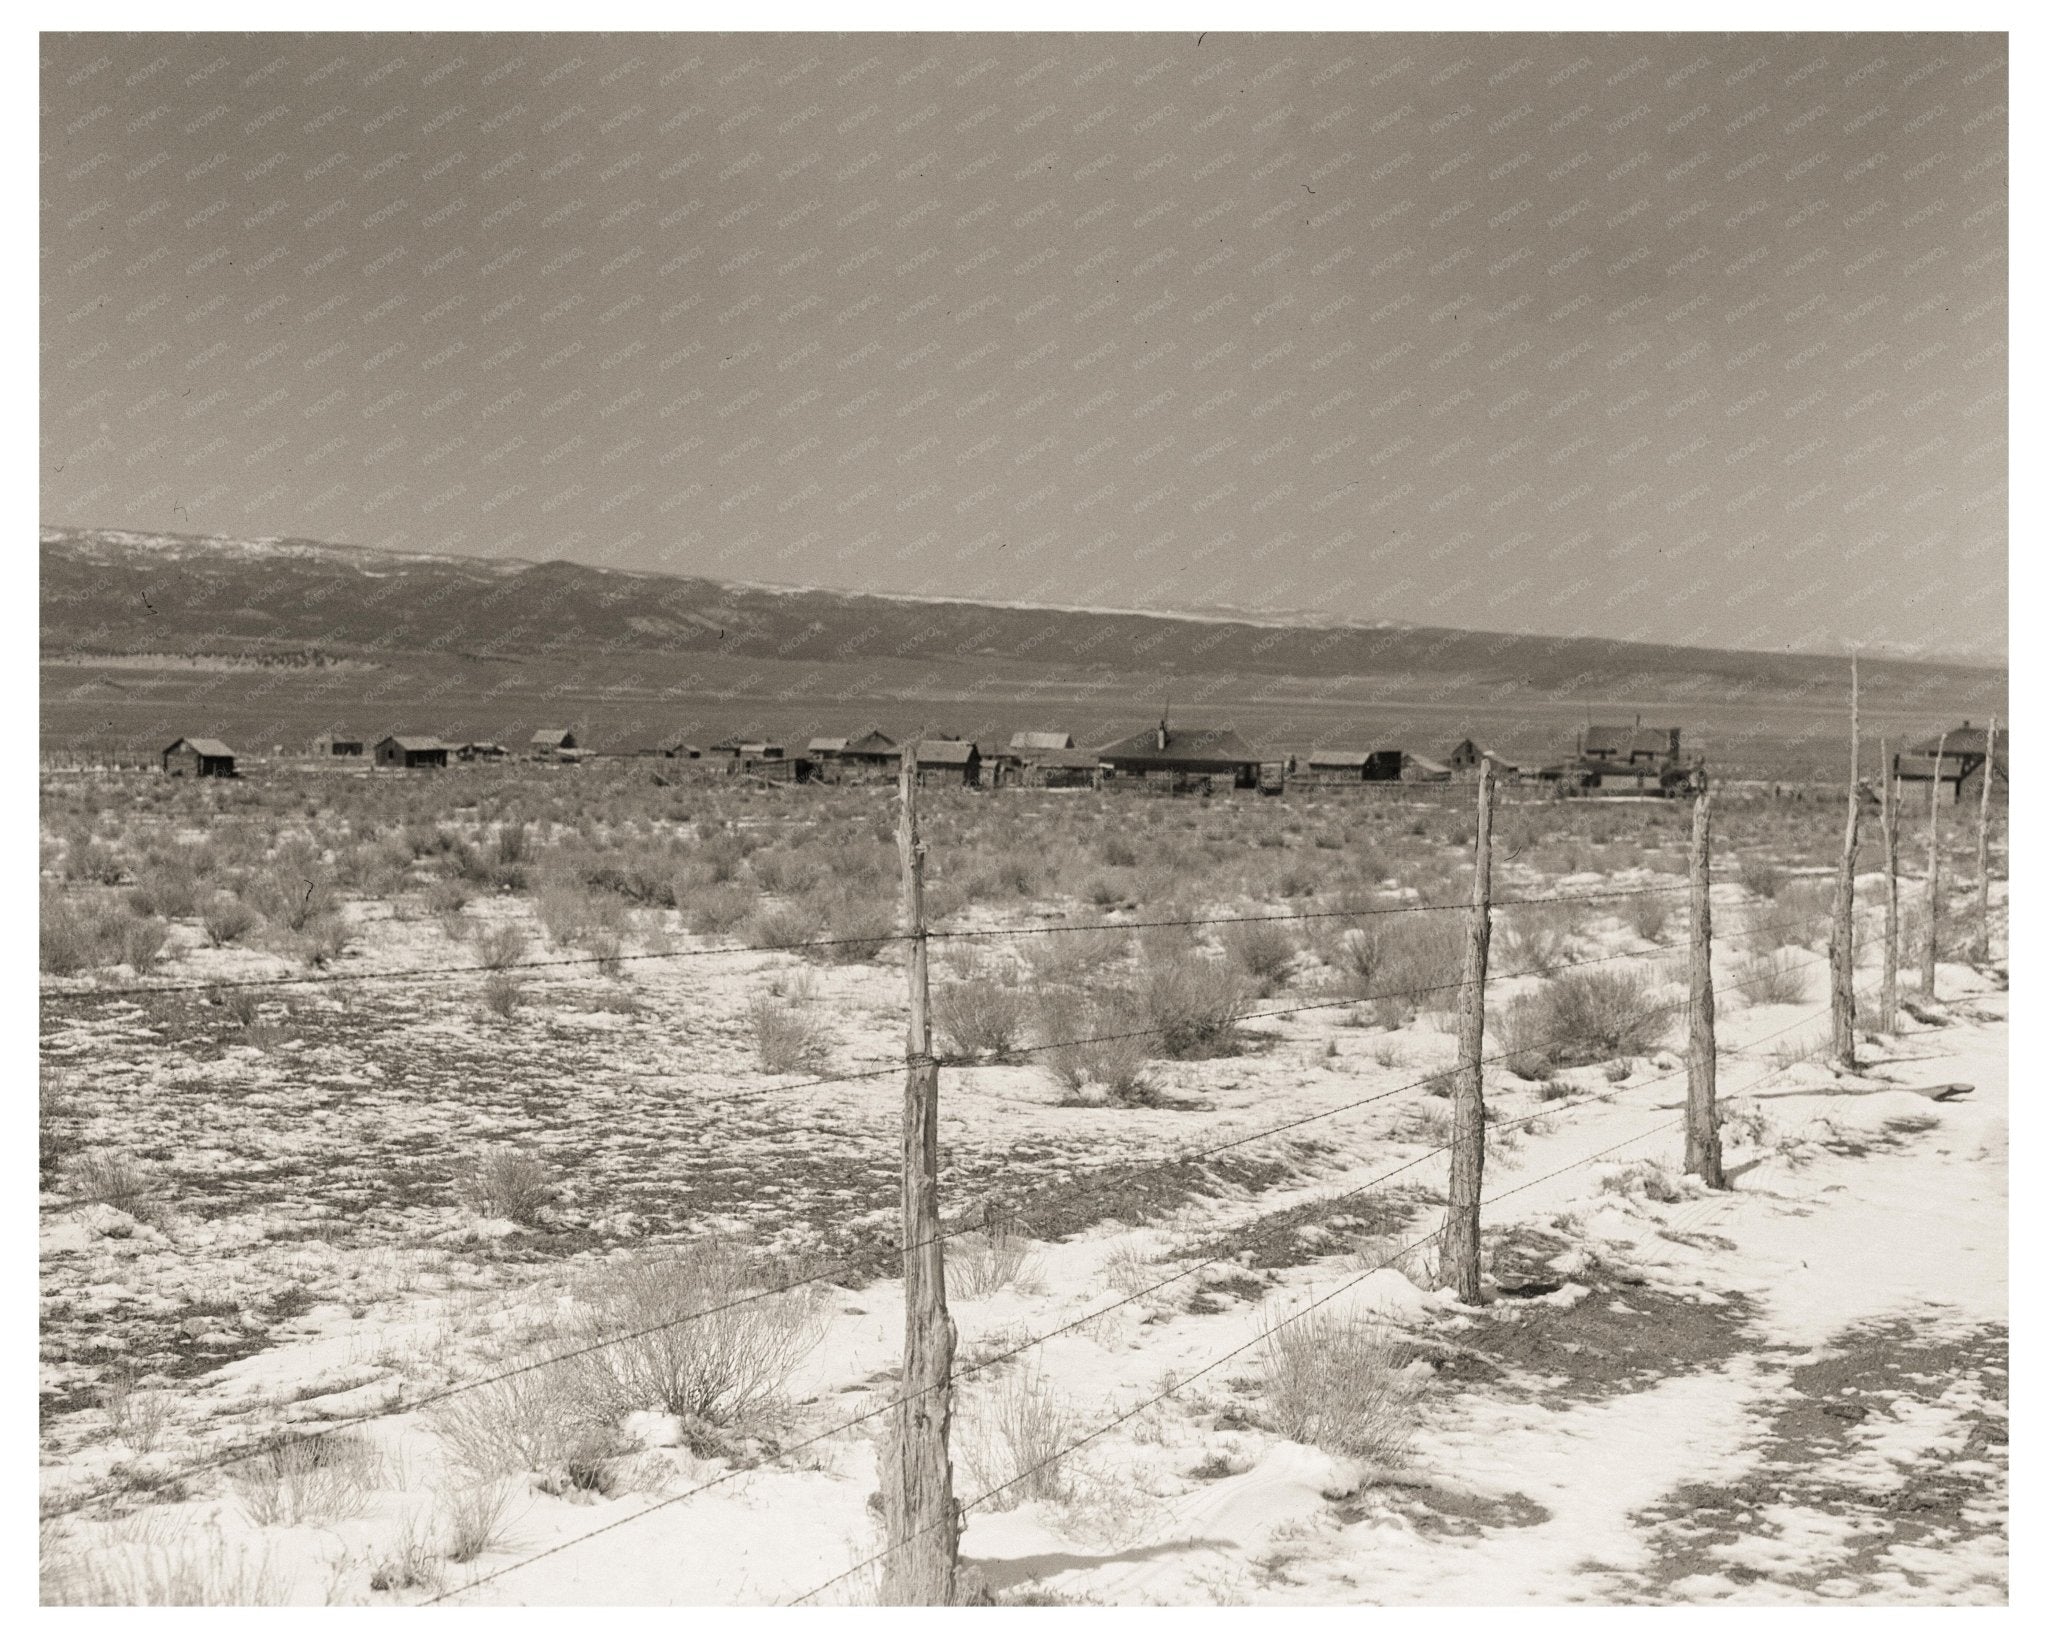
[[39, 862, 2006, 1605]]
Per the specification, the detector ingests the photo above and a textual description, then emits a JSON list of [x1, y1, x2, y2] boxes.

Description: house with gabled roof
[[163, 737, 237, 778]]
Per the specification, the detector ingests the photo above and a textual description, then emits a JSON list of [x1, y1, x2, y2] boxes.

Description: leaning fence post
[[1684, 781, 1726, 1188], [1828, 655, 1860, 1068], [880, 744, 959, 1605], [1974, 715, 1997, 964], [1921, 731, 1946, 1000], [1442, 756, 1494, 1303]]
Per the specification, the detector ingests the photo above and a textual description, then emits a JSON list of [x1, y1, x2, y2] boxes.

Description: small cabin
[[910, 740, 982, 786], [1304, 750, 1373, 784], [529, 729, 579, 761], [375, 735, 450, 770], [163, 737, 237, 778], [314, 735, 365, 759]]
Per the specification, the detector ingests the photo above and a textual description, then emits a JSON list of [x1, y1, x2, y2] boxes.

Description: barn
[[163, 737, 237, 778], [1448, 739, 1518, 775], [1894, 722, 2008, 804], [1097, 722, 1262, 791], [374, 735, 450, 770]]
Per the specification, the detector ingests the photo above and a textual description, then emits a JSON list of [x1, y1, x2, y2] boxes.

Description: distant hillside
[[41, 526, 2001, 701]]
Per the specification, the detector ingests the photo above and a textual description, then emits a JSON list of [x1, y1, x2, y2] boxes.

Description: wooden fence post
[[1442, 757, 1494, 1303], [1684, 782, 1726, 1188], [1974, 715, 1996, 964], [1921, 731, 1946, 1000], [881, 745, 959, 1605], [1828, 655, 1860, 1068], [1880, 740, 1900, 1034]]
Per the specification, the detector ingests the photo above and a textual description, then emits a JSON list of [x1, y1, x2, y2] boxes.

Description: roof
[[1009, 731, 1076, 751], [1403, 753, 1452, 775], [843, 729, 898, 753], [912, 739, 979, 765], [1021, 749, 1104, 769], [530, 729, 573, 746], [1910, 724, 2008, 758], [1306, 750, 1373, 768], [382, 735, 449, 753], [1096, 725, 1262, 765], [1585, 725, 1680, 756], [807, 737, 849, 754], [170, 737, 236, 758]]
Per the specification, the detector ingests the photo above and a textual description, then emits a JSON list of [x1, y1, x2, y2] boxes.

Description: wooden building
[[374, 735, 450, 770], [529, 729, 580, 761], [1097, 721, 1262, 791], [1893, 723, 2008, 804], [910, 740, 982, 786], [456, 742, 510, 763], [1448, 739, 1518, 775], [1580, 723, 1682, 765], [1303, 750, 1373, 784], [163, 737, 237, 778], [313, 734, 365, 758]]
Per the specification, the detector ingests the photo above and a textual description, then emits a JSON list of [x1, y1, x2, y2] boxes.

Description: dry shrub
[[200, 892, 259, 948], [61, 1149, 167, 1225], [749, 992, 832, 1074], [1598, 1159, 1686, 1204], [1737, 858, 1784, 901], [1138, 957, 1249, 1057], [950, 1222, 1038, 1299], [101, 1372, 174, 1454], [1021, 926, 1127, 987], [482, 972, 524, 1018], [746, 900, 818, 952], [437, 1477, 516, 1564], [1221, 919, 1299, 996], [1627, 892, 1673, 941], [1733, 949, 1812, 1006], [473, 922, 529, 970], [426, 1354, 625, 1486], [957, 1367, 1076, 1509], [934, 977, 1031, 1061], [40, 892, 124, 975], [43, 1527, 285, 1606], [816, 888, 897, 964], [366, 1513, 443, 1595], [229, 1431, 384, 1526], [1037, 992, 1154, 1106], [1500, 968, 1671, 1070], [684, 882, 758, 936], [1259, 1306, 1416, 1466], [564, 1243, 826, 1435], [457, 1146, 556, 1225]]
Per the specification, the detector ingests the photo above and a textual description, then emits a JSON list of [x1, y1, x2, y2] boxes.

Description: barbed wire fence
[[35, 754, 1975, 1606]]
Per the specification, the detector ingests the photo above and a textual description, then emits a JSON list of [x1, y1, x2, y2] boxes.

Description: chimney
[[1157, 718, 1168, 752]]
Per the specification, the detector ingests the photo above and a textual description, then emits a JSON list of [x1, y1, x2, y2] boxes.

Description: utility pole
[[1975, 716, 1997, 964], [1828, 655, 1860, 1068], [1684, 781, 1726, 1187], [1921, 731, 1946, 1001], [881, 745, 959, 1605], [1442, 756, 1494, 1303]]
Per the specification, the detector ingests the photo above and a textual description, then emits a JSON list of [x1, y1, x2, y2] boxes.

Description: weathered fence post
[[1880, 740, 1900, 1034], [1974, 715, 1997, 964], [881, 745, 959, 1605], [1442, 756, 1494, 1303], [1921, 731, 1946, 1000], [1828, 655, 1860, 1068], [1684, 781, 1726, 1188]]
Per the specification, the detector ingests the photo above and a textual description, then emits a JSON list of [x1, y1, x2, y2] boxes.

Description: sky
[[41, 31, 2008, 659]]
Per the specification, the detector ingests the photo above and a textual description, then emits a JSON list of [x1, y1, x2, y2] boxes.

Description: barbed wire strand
[[425, 1003, 1843, 1606], [38, 932, 1852, 1519]]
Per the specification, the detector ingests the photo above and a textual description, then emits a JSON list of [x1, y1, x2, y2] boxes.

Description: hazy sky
[[42, 32, 2007, 657]]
